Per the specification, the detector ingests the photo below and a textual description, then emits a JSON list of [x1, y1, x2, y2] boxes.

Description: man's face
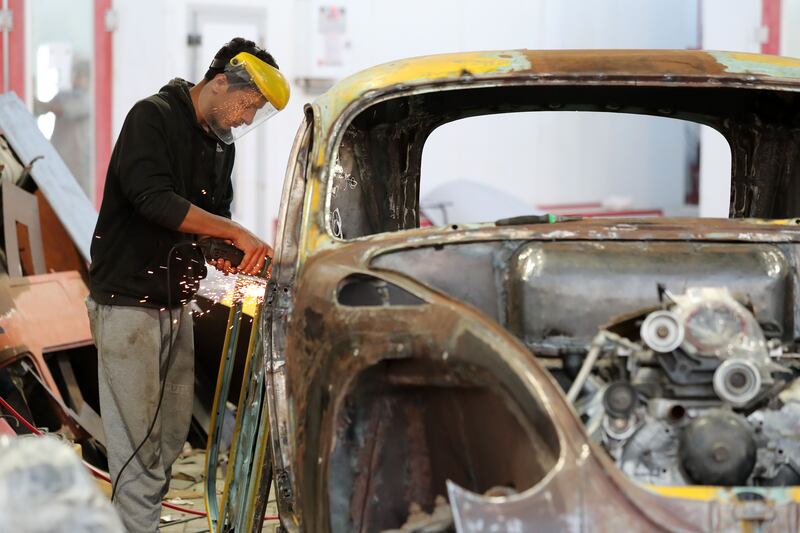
[[207, 85, 266, 132]]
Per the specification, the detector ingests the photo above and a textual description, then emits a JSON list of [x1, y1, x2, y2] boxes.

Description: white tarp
[[0, 435, 123, 532]]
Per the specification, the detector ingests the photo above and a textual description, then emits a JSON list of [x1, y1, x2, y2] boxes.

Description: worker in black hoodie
[[86, 37, 289, 531]]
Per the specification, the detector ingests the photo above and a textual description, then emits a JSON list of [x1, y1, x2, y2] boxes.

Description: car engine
[[572, 287, 800, 487]]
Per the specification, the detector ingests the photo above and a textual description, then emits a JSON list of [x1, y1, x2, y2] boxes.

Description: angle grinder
[[198, 238, 271, 278]]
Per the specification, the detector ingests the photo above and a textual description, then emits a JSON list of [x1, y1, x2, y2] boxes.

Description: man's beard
[[208, 114, 232, 137]]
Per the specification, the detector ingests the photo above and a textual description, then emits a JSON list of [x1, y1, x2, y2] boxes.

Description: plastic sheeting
[[0, 435, 123, 532]]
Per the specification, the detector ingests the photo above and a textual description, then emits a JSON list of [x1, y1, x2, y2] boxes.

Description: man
[[86, 37, 289, 531]]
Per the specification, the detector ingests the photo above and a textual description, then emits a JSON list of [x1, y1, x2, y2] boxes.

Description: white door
[[188, 7, 269, 238]]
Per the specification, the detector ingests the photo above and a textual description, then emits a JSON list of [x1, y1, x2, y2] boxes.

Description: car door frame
[[263, 106, 313, 528]]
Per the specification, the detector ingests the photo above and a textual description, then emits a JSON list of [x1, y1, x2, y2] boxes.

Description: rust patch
[[403, 399, 433, 511], [521, 49, 728, 78], [303, 308, 325, 340]]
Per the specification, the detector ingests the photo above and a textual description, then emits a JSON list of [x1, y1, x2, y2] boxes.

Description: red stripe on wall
[[94, 0, 112, 205], [761, 0, 781, 55], [10, 0, 24, 99], [0, 0, 25, 99]]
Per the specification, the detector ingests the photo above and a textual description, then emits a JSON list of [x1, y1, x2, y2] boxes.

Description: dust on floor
[[158, 447, 280, 532]]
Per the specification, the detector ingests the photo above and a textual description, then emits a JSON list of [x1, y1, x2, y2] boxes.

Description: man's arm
[[178, 204, 272, 276], [117, 101, 192, 230], [117, 101, 270, 276]]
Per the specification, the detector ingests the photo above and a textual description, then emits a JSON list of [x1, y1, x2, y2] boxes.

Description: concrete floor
[[158, 448, 280, 532]]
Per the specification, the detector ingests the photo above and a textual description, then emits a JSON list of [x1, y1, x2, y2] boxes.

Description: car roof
[[313, 49, 800, 134]]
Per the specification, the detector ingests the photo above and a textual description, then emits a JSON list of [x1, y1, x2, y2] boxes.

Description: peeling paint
[[540, 230, 578, 239], [709, 51, 800, 80], [495, 51, 533, 73], [611, 224, 639, 232], [648, 485, 800, 505], [737, 232, 796, 242], [314, 50, 533, 133]]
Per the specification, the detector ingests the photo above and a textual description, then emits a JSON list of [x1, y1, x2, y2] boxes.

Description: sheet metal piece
[[0, 271, 93, 397], [2, 180, 46, 276], [205, 300, 244, 532], [447, 478, 800, 532], [0, 93, 96, 260], [507, 242, 791, 340], [55, 353, 105, 447], [244, 382, 273, 533], [219, 303, 270, 531]]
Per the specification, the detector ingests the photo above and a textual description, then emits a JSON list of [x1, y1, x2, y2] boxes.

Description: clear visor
[[200, 70, 280, 144]]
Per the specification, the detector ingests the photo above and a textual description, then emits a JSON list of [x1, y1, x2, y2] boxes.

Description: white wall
[[112, 0, 299, 242], [25, 0, 95, 197], [309, 0, 701, 216], [422, 112, 713, 222], [783, 0, 800, 57], [112, 0, 701, 238]]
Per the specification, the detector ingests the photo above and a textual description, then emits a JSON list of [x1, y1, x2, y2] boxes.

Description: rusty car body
[[259, 50, 800, 532]]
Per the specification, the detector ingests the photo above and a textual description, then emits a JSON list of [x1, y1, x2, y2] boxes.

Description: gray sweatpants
[[86, 297, 194, 533]]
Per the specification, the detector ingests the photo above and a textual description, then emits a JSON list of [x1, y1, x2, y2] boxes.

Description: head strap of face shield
[[208, 57, 228, 70], [215, 52, 290, 111]]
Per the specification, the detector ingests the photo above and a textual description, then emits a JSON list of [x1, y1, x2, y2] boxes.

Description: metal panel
[[2, 179, 45, 277], [0, 93, 96, 260], [507, 242, 792, 341], [55, 354, 106, 447]]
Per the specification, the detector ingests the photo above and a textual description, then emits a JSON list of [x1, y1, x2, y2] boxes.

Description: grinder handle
[[198, 238, 245, 267], [198, 238, 271, 277]]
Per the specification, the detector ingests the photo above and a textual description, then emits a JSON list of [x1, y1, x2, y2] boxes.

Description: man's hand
[[196, 236, 236, 275], [178, 205, 273, 276], [232, 227, 273, 277]]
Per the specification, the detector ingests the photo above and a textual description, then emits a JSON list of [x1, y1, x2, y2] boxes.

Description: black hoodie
[[89, 78, 235, 308]]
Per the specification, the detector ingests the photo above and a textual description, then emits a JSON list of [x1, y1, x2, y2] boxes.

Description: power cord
[[111, 241, 199, 502]]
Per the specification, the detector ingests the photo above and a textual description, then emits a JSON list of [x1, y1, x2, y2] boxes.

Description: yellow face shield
[[203, 51, 290, 144]]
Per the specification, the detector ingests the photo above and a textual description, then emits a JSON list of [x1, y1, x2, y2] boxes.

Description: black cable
[[111, 242, 198, 502]]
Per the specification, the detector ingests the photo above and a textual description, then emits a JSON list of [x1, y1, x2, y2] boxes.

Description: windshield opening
[[327, 83, 799, 239]]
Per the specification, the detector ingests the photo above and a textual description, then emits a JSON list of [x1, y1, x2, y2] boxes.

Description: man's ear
[[210, 73, 228, 94]]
